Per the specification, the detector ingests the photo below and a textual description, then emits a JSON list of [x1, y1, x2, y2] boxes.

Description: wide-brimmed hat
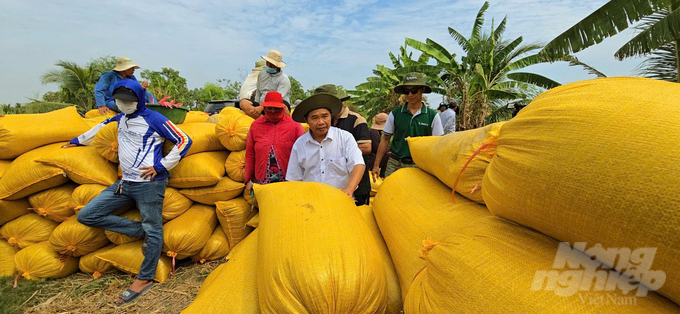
[[260, 91, 286, 109], [111, 86, 138, 102], [253, 60, 266, 72], [261, 50, 286, 68], [313, 84, 350, 102], [113, 57, 140, 72], [371, 113, 388, 131], [292, 94, 342, 123], [394, 72, 431, 94]]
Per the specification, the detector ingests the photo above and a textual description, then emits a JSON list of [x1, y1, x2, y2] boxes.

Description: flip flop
[[114, 282, 155, 307]]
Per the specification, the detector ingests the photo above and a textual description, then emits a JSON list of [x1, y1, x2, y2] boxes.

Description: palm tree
[[41, 60, 103, 111], [542, 0, 680, 82]]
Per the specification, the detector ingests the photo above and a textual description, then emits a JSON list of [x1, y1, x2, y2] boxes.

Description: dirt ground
[[3, 258, 223, 314]]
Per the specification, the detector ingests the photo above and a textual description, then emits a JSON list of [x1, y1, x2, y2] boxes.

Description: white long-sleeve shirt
[[286, 127, 365, 190], [440, 108, 456, 134]]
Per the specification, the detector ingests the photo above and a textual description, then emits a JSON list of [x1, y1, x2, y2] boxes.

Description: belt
[[392, 156, 414, 164]]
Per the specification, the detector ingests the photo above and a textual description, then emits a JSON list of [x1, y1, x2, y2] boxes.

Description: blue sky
[[0, 0, 644, 105]]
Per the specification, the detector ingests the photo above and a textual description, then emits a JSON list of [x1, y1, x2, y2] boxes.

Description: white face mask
[[115, 99, 138, 114]]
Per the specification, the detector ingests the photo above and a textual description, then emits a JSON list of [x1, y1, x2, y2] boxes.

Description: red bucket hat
[[260, 91, 286, 108]]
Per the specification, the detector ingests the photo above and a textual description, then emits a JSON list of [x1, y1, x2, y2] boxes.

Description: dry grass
[[5, 258, 223, 314]]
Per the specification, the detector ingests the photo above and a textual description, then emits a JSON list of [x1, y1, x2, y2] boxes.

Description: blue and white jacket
[[71, 79, 192, 182]]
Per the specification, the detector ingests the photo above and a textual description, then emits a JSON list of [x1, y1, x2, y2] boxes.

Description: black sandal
[[114, 282, 155, 307]]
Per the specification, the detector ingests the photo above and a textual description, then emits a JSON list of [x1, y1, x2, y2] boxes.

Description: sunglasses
[[403, 87, 421, 95]]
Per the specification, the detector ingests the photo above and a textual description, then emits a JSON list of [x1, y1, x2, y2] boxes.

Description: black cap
[[438, 103, 448, 108], [112, 86, 138, 102]]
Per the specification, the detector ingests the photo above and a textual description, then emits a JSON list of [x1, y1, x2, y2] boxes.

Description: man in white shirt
[[440, 101, 457, 134], [287, 94, 366, 198], [240, 50, 291, 119]]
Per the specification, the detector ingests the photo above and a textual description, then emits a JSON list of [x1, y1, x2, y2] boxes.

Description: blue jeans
[[78, 179, 167, 281]]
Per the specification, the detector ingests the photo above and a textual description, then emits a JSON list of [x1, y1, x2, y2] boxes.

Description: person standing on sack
[[440, 101, 457, 134], [244, 91, 305, 200], [367, 112, 390, 178], [286, 93, 365, 199], [239, 50, 291, 119], [63, 79, 192, 306], [95, 57, 153, 115], [372, 72, 443, 179]]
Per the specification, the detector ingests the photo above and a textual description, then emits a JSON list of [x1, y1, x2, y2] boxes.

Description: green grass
[[0, 276, 45, 314]]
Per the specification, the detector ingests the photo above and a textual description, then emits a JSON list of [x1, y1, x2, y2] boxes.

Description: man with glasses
[[371, 72, 443, 178]]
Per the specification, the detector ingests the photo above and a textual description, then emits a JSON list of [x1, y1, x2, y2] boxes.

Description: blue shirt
[[94, 71, 139, 108]]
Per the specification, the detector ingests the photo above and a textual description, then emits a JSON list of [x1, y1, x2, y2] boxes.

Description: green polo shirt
[[384, 103, 438, 159]]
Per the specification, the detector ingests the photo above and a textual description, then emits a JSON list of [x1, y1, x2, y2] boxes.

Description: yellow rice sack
[[163, 122, 223, 157], [358, 205, 402, 314], [243, 187, 253, 205], [93, 121, 119, 163], [205, 114, 222, 124], [404, 216, 680, 313], [373, 168, 490, 300], [370, 176, 383, 196], [104, 210, 142, 245], [0, 239, 16, 277], [182, 229, 259, 314], [245, 213, 259, 228], [407, 122, 504, 204], [482, 77, 680, 305], [84, 109, 115, 119], [181, 111, 210, 124], [254, 182, 387, 313], [14, 242, 79, 280], [191, 226, 230, 264], [28, 183, 78, 222], [70, 184, 108, 214], [0, 143, 69, 200], [224, 150, 246, 182], [215, 113, 254, 151], [300, 123, 309, 132], [168, 151, 229, 188], [0, 159, 11, 179], [1, 214, 59, 249], [163, 187, 193, 221], [163, 204, 217, 260], [95, 240, 172, 283], [0, 107, 90, 159], [216, 198, 255, 250], [219, 107, 244, 116], [179, 177, 244, 205], [36, 145, 117, 186], [79, 244, 117, 279], [0, 198, 31, 226], [49, 215, 110, 257]]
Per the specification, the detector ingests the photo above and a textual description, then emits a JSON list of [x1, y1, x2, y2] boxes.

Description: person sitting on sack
[[372, 72, 443, 179], [63, 79, 192, 306], [286, 93, 365, 199], [95, 57, 153, 115], [238, 60, 266, 103], [244, 91, 305, 200], [239, 50, 291, 119]]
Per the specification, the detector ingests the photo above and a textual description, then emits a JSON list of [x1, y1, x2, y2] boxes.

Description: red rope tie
[[451, 143, 491, 203]]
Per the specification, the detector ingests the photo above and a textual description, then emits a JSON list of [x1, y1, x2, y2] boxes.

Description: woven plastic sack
[[179, 177, 244, 205], [245, 213, 259, 228], [300, 123, 309, 132], [96, 240, 172, 283], [359, 205, 402, 314], [370, 176, 383, 196], [168, 151, 229, 188], [0, 107, 90, 159], [49, 215, 110, 256], [0, 143, 69, 200], [93, 121, 119, 163], [28, 183, 78, 222], [224, 150, 246, 182], [0, 239, 16, 277], [0, 198, 31, 226], [215, 113, 254, 151], [408, 122, 504, 204], [373, 167, 490, 300], [79, 244, 117, 279], [482, 77, 680, 305], [0, 159, 11, 179], [1, 213, 59, 249], [243, 187, 253, 205], [14, 242, 79, 280], [163, 204, 217, 261], [163, 122, 223, 157], [163, 187, 193, 221], [219, 107, 244, 116], [181, 111, 210, 124], [70, 184, 108, 214], [182, 229, 259, 314], [104, 210, 142, 245], [191, 226, 230, 264], [205, 114, 222, 124], [36, 145, 117, 185], [216, 198, 255, 250], [84, 109, 116, 119], [404, 216, 680, 313], [254, 182, 387, 313]]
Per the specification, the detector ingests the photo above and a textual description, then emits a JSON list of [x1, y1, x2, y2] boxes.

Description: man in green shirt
[[371, 72, 444, 178]]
